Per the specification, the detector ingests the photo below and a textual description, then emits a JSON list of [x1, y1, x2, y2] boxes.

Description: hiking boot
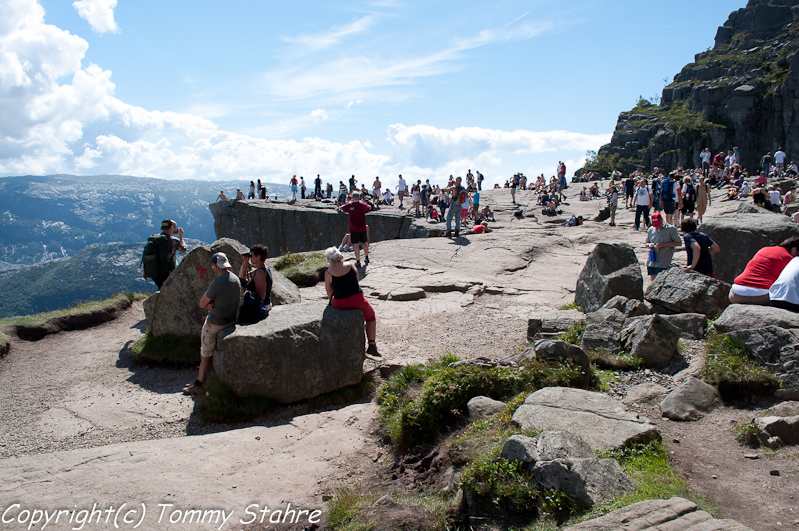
[[445, 231, 452, 238], [366, 342, 381, 358], [356, 261, 362, 268], [183, 382, 205, 396], [454, 231, 460, 238], [338, 245, 346, 252], [364, 256, 370, 265]]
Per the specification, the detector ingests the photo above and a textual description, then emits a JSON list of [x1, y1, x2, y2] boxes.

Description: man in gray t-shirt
[[645, 212, 682, 280], [183, 252, 241, 396]]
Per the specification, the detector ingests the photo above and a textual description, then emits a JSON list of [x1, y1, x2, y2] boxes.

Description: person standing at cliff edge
[[142, 219, 187, 290], [340, 191, 372, 268]]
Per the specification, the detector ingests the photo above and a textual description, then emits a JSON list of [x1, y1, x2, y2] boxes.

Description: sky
[[0, 0, 747, 187]]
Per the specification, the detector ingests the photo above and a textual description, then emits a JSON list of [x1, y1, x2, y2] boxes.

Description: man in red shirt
[[340, 191, 372, 267], [729, 237, 799, 305]]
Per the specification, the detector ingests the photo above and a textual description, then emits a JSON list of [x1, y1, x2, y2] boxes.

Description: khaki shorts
[[201, 318, 229, 358]]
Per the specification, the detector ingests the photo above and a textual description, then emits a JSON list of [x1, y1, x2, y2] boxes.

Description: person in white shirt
[[397, 175, 407, 210], [634, 179, 653, 230], [770, 256, 799, 312], [775, 148, 787, 173]]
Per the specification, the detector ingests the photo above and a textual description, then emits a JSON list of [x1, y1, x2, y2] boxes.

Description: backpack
[[684, 182, 696, 203], [661, 177, 674, 201], [142, 233, 169, 279], [455, 188, 468, 205]]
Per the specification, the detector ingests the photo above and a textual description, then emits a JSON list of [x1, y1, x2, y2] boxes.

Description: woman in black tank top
[[324, 246, 379, 358]]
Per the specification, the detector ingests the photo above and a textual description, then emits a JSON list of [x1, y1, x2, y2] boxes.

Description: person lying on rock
[[183, 252, 241, 396], [324, 246, 380, 359], [462, 221, 493, 235]]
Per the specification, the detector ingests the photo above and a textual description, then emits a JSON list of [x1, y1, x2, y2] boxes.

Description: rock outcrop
[[143, 239, 300, 337], [209, 199, 440, 254], [591, 0, 799, 175], [575, 243, 643, 313], [644, 267, 730, 318], [215, 301, 365, 402], [660, 377, 723, 421]]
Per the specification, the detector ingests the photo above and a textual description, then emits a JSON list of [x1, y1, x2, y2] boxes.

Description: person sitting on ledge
[[730, 237, 799, 305], [324, 247, 380, 359], [770, 255, 799, 312]]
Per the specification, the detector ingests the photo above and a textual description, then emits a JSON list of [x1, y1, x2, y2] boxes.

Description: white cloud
[[72, 0, 118, 34], [281, 15, 376, 52]]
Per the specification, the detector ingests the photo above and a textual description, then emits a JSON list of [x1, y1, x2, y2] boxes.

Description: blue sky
[[1, 0, 746, 186]]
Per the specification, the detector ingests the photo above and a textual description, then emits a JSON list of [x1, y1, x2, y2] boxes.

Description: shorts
[[201, 318, 230, 358], [682, 200, 695, 214], [662, 200, 675, 215], [350, 230, 368, 245], [625, 190, 634, 198], [398, 191, 406, 199], [647, 265, 667, 277], [291, 185, 298, 192], [331, 292, 376, 322]]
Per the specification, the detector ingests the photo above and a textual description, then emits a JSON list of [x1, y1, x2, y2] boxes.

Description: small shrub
[[0, 332, 10, 357], [590, 367, 618, 392], [558, 303, 583, 312], [588, 350, 644, 371], [556, 321, 585, 346], [130, 330, 200, 366], [733, 419, 760, 447], [703, 334, 780, 400], [325, 487, 381, 531], [458, 453, 540, 521]]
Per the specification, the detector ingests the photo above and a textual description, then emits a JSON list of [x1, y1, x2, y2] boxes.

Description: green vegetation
[[0, 332, 10, 357], [0, 292, 135, 329], [583, 150, 621, 173], [459, 454, 542, 521], [626, 101, 724, 136], [733, 418, 760, 447], [703, 334, 780, 400], [326, 487, 449, 531], [587, 350, 644, 371], [274, 251, 327, 274], [556, 321, 585, 346], [376, 354, 583, 450], [130, 330, 200, 366], [558, 303, 583, 312]]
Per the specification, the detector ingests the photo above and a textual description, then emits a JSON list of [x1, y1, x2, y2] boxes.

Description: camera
[[243, 251, 252, 257]]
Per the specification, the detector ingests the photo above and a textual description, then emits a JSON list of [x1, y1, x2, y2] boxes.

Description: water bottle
[[650, 247, 657, 262]]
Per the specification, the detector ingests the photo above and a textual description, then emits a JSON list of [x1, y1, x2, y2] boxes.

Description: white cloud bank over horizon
[[0, 0, 609, 185]]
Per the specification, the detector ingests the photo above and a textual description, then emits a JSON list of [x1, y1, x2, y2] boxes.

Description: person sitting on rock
[[769, 256, 799, 312], [238, 244, 272, 324], [184, 252, 241, 396], [324, 247, 379, 359], [579, 186, 589, 201], [729, 237, 799, 305], [480, 205, 495, 222], [681, 219, 720, 277]]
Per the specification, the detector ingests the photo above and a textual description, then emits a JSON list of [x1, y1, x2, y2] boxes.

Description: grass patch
[[556, 321, 585, 346], [703, 334, 780, 401], [588, 441, 719, 520], [376, 354, 584, 450], [459, 453, 542, 523], [591, 367, 618, 392], [274, 251, 327, 276], [130, 330, 200, 366], [733, 418, 760, 447], [325, 487, 448, 531], [0, 331, 10, 357], [0, 292, 135, 329], [558, 303, 583, 312], [587, 350, 644, 371]]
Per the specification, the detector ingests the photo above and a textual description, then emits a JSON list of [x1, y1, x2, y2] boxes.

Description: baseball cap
[[651, 212, 663, 227], [161, 219, 175, 230], [211, 252, 232, 269]]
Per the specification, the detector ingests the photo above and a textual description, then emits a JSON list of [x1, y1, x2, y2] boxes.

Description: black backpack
[[684, 182, 696, 203], [142, 233, 169, 278]]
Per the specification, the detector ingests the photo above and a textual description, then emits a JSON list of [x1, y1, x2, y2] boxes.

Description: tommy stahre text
[[1, 502, 322, 530]]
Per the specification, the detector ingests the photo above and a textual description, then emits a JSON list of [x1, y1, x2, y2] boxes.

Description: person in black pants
[[633, 179, 653, 230]]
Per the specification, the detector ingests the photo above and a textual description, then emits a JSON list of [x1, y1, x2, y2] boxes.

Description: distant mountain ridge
[[0, 174, 291, 267]]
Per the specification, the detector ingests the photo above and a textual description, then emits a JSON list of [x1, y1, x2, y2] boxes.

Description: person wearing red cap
[[644, 212, 681, 280]]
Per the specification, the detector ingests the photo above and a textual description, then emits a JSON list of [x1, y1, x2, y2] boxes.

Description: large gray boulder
[[713, 304, 799, 334], [143, 239, 301, 337], [659, 313, 707, 340], [621, 315, 682, 369], [754, 415, 799, 447], [214, 301, 364, 403], [600, 295, 649, 318], [701, 214, 799, 284], [644, 267, 730, 318], [575, 243, 643, 313], [566, 497, 754, 530], [512, 387, 660, 451], [500, 432, 595, 467], [531, 457, 633, 507], [467, 396, 505, 419], [660, 377, 722, 421], [726, 326, 799, 364], [533, 340, 591, 388], [580, 308, 626, 353]]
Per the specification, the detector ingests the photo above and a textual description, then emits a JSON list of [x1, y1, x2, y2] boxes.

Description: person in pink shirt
[[340, 191, 372, 267]]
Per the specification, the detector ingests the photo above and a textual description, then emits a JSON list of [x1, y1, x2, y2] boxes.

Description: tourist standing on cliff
[[443, 177, 466, 238], [700, 148, 712, 177], [290, 175, 298, 201], [681, 219, 720, 277], [248, 181, 255, 199], [372, 176, 382, 199], [349, 175, 357, 192], [397, 175, 407, 210], [775, 147, 787, 174], [314, 174, 322, 200], [340, 191, 371, 268], [761, 152, 773, 176], [142, 219, 187, 290], [183, 252, 240, 396], [300, 177, 306, 199], [644, 212, 681, 279], [634, 179, 653, 231]]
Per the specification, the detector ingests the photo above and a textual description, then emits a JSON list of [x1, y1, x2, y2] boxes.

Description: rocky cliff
[[594, 0, 799, 173], [210, 200, 440, 253]]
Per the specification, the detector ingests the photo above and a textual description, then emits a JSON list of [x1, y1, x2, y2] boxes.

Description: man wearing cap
[[143, 219, 187, 289], [644, 212, 681, 280], [183, 252, 241, 396], [340, 191, 371, 268]]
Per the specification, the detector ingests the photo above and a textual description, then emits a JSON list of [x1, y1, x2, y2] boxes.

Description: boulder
[[713, 304, 799, 334], [512, 387, 660, 451], [773, 344, 799, 400], [621, 315, 682, 369], [660, 377, 722, 421], [622, 383, 669, 406], [700, 214, 799, 284], [531, 457, 633, 507], [143, 239, 301, 337], [575, 243, 644, 313], [754, 415, 799, 446], [214, 301, 364, 403], [771, 401, 799, 417], [659, 313, 707, 340], [501, 431, 595, 468], [643, 267, 730, 318], [533, 340, 591, 388], [566, 497, 755, 531], [599, 295, 649, 318], [467, 396, 505, 419], [726, 326, 799, 364], [527, 309, 585, 340], [580, 308, 626, 354]]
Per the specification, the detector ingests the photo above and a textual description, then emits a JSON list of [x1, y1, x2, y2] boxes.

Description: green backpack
[[142, 233, 169, 278]]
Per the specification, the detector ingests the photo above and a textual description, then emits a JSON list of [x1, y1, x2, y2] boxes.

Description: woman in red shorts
[[324, 247, 380, 358]]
